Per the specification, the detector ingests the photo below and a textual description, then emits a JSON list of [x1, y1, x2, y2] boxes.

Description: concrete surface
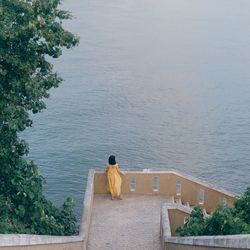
[[87, 194, 172, 250]]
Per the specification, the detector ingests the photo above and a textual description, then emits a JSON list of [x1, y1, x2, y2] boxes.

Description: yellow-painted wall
[[94, 172, 235, 213], [168, 209, 189, 236]]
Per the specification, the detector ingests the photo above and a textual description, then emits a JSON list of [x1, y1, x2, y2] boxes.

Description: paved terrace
[[87, 194, 173, 250]]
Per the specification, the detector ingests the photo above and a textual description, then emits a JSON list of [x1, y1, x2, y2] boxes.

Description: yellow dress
[[106, 164, 122, 197]]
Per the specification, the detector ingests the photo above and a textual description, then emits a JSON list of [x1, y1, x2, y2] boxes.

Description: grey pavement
[[87, 194, 172, 250]]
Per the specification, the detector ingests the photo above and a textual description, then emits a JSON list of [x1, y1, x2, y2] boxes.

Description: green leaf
[[0, 0, 78, 235]]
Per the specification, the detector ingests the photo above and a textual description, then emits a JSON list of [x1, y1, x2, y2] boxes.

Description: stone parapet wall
[[164, 243, 245, 250], [94, 170, 235, 213], [0, 242, 83, 250], [0, 235, 82, 248]]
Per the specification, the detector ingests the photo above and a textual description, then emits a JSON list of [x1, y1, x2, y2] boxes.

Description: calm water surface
[[23, 0, 250, 219]]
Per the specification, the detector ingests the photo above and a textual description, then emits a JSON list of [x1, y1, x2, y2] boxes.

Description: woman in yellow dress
[[106, 155, 124, 200]]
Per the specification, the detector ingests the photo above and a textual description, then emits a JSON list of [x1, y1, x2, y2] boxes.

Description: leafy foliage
[[176, 206, 205, 236], [203, 205, 248, 235], [234, 187, 250, 225], [0, 0, 79, 235], [176, 188, 250, 236]]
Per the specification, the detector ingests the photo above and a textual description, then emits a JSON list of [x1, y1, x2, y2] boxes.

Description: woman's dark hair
[[108, 155, 116, 165]]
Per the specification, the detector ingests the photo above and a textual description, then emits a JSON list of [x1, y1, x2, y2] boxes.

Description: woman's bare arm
[[117, 165, 125, 175], [105, 165, 109, 173]]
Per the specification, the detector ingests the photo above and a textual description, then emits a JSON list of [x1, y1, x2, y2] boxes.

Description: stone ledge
[[0, 235, 82, 247], [94, 169, 237, 198], [165, 234, 250, 249]]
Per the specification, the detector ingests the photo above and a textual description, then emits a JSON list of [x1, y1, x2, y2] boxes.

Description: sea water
[[22, 0, 250, 219]]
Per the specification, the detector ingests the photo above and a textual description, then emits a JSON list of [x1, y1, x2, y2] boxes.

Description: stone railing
[[0, 170, 95, 250], [94, 169, 236, 213]]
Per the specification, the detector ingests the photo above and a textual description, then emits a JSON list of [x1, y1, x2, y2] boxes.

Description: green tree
[[0, 0, 79, 235], [176, 187, 250, 236], [234, 187, 250, 225], [204, 205, 248, 235], [176, 206, 205, 236]]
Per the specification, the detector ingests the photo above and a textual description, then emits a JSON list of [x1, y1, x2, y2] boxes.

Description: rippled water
[[22, 0, 250, 219]]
